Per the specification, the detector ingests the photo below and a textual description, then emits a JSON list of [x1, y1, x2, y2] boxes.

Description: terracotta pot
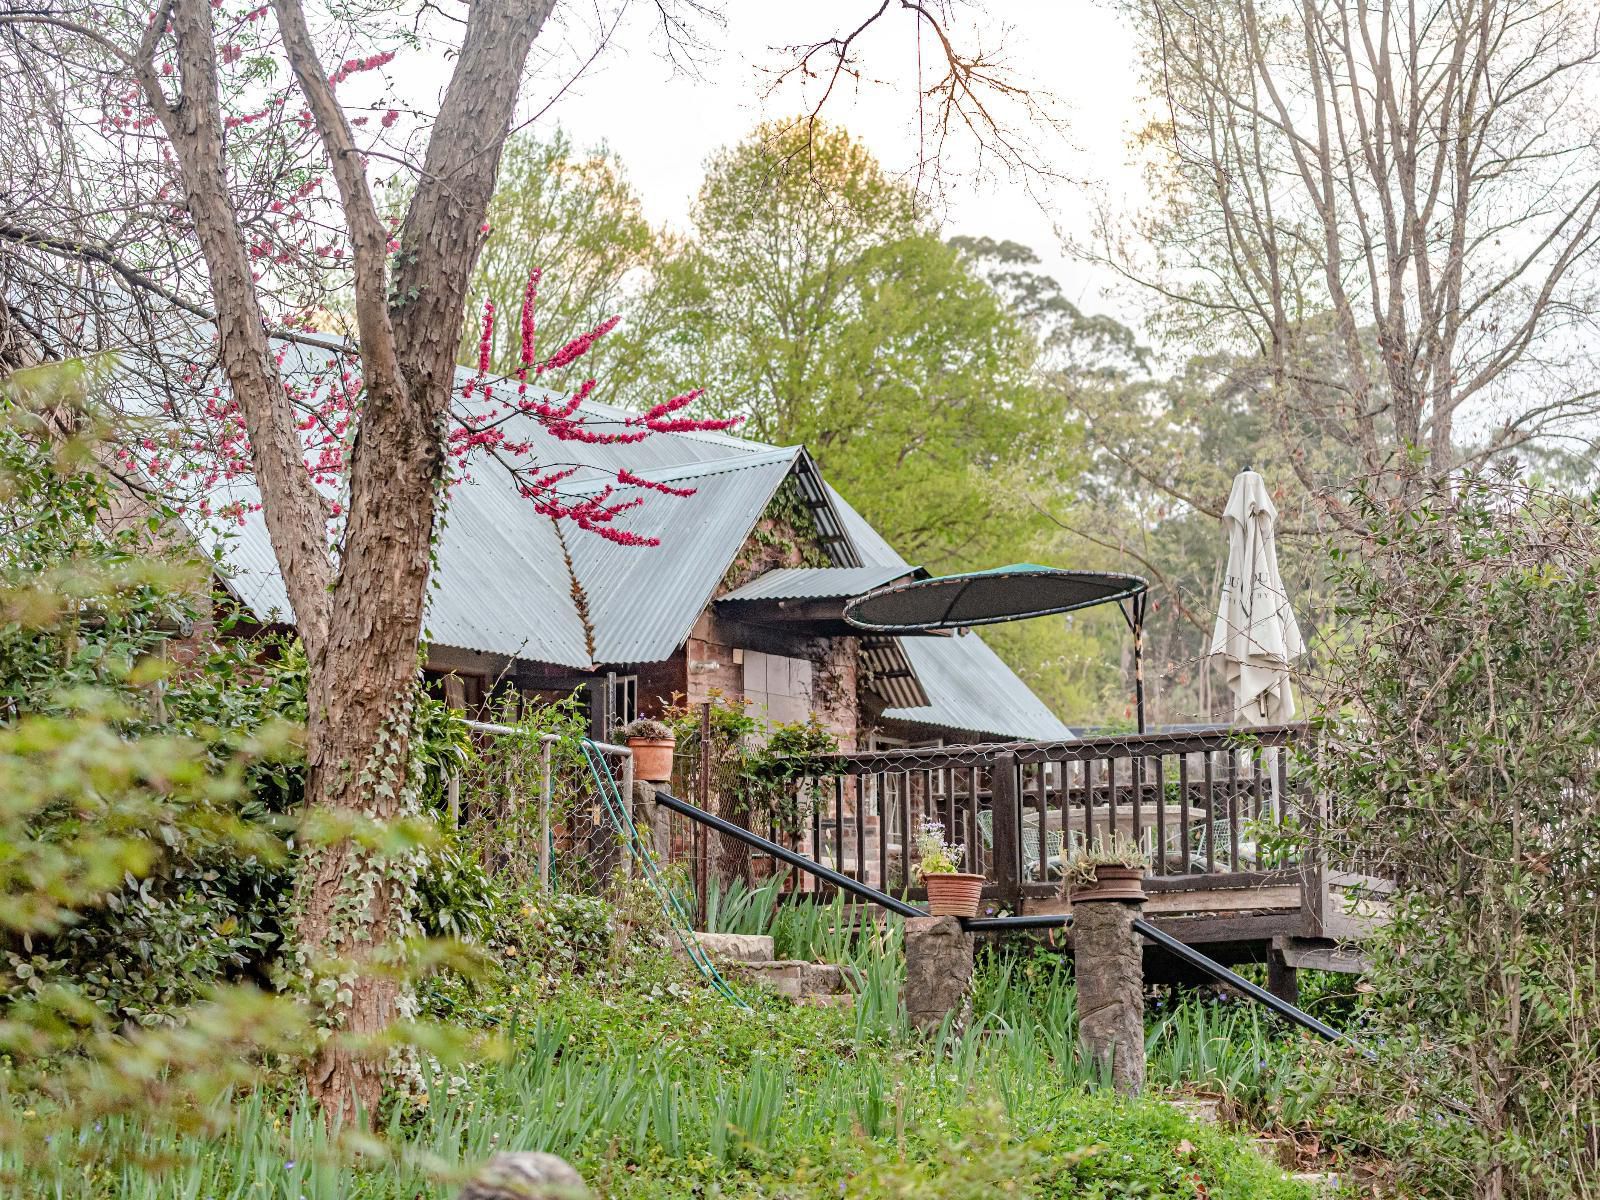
[[627, 737, 676, 783], [924, 872, 986, 917], [1069, 864, 1146, 904]]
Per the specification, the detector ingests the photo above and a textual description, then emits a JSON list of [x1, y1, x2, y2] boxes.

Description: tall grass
[[4, 914, 1319, 1199]]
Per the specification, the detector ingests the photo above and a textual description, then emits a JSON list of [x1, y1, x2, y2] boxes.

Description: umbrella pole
[[1119, 593, 1149, 734]]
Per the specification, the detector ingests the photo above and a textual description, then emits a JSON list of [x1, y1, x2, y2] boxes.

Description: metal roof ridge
[[563, 445, 799, 496]]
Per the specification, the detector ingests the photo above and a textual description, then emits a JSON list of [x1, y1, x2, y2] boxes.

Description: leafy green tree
[[459, 130, 654, 380], [1299, 475, 1600, 1199], [0, 359, 308, 1023], [620, 121, 1078, 575]]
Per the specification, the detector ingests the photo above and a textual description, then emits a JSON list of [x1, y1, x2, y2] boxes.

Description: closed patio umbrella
[[1209, 469, 1303, 725]]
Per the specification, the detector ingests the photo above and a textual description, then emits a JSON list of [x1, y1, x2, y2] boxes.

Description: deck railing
[[794, 723, 1314, 908]]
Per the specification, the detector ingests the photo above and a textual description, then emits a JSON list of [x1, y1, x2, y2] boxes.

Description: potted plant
[[914, 819, 985, 917], [1065, 834, 1149, 904], [618, 717, 676, 783]]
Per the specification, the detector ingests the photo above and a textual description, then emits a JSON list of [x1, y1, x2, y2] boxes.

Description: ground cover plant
[[6, 883, 1322, 1198]]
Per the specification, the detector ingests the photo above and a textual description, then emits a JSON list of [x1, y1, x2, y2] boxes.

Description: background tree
[[1304, 476, 1600, 1199], [458, 130, 654, 380], [620, 120, 1079, 573], [1116, 0, 1600, 527]]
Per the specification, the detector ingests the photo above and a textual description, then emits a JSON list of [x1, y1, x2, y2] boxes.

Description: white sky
[[505, 1, 1147, 325]]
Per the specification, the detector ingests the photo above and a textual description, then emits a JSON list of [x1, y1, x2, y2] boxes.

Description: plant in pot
[[1064, 834, 1149, 904], [914, 819, 985, 917], [618, 717, 676, 783]]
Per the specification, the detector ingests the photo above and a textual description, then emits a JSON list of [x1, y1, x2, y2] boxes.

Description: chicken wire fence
[[448, 718, 635, 897]]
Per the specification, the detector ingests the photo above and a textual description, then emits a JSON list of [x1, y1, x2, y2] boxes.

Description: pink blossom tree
[[0, 0, 737, 1121], [0, 0, 1044, 1122]]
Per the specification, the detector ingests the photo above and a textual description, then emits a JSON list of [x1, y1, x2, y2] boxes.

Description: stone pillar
[[632, 780, 670, 862], [1074, 894, 1146, 1095], [904, 915, 975, 1033]]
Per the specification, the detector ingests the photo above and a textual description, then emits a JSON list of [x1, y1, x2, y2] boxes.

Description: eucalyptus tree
[[1117, 0, 1600, 525]]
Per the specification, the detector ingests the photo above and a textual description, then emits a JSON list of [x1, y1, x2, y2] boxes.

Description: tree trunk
[[132, 0, 557, 1123]]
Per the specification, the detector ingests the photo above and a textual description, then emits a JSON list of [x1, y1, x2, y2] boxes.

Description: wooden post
[[1074, 884, 1147, 1096], [444, 674, 465, 828], [694, 701, 711, 929], [1267, 946, 1300, 1005], [990, 752, 1021, 909]]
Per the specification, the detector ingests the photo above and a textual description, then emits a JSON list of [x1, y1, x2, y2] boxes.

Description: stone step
[[686, 931, 775, 963], [1166, 1097, 1223, 1125], [734, 959, 861, 1001], [1289, 1172, 1340, 1192]]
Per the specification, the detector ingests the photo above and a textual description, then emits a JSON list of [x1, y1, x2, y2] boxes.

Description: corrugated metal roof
[[199, 444, 799, 669], [179, 354, 802, 667], [859, 637, 929, 712], [720, 565, 913, 602], [164, 343, 1069, 739], [893, 634, 1073, 741], [567, 450, 802, 664], [826, 484, 1075, 741]]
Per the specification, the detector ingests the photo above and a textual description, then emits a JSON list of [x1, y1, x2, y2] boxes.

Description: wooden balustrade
[[791, 724, 1314, 908]]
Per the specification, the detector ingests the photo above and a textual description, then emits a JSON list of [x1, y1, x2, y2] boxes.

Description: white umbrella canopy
[[1209, 469, 1304, 725]]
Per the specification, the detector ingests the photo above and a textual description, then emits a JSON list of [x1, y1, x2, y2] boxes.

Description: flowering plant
[[913, 818, 965, 877]]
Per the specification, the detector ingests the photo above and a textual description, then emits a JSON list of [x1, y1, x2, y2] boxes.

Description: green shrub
[[1302, 476, 1600, 1197]]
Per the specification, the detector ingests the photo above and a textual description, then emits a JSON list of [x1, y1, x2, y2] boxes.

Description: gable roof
[[172, 345, 1068, 737], [825, 487, 1075, 741]]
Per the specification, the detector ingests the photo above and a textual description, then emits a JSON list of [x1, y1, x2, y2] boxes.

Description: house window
[[611, 674, 638, 728], [742, 650, 812, 727]]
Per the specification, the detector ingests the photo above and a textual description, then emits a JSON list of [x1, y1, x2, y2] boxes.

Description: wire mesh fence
[[451, 711, 633, 897]]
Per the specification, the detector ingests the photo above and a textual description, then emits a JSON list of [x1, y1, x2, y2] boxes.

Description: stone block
[[457, 1151, 588, 1199], [1075, 897, 1146, 1095], [738, 959, 808, 999], [903, 915, 974, 1033], [797, 993, 856, 1009], [1168, 1097, 1222, 1125], [689, 932, 776, 963]]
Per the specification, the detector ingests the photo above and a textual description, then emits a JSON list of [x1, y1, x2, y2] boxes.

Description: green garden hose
[[578, 739, 748, 1008]]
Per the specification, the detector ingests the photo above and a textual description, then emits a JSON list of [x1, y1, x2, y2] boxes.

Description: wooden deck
[[777, 724, 1389, 992]]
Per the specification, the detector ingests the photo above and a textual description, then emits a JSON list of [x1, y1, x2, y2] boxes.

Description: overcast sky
[[501, 1, 1147, 325]]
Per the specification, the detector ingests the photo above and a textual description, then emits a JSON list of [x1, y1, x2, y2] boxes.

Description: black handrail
[[652, 787, 924, 918], [1133, 918, 1351, 1045], [651, 787, 1349, 1046]]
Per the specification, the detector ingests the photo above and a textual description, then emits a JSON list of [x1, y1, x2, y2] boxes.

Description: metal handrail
[[652, 787, 923, 918], [450, 719, 1349, 1049], [651, 786, 1352, 1046]]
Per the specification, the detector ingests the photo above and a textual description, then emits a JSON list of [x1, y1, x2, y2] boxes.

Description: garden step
[[687, 932, 775, 963], [797, 993, 856, 1009], [734, 959, 861, 1001], [1290, 1172, 1340, 1192], [1166, 1097, 1223, 1125]]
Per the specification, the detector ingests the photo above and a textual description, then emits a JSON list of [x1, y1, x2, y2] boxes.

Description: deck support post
[[1267, 945, 1299, 1005], [904, 915, 975, 1033], [990, 752, 1022, 909], [1074, 888, 1147, 1096]]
